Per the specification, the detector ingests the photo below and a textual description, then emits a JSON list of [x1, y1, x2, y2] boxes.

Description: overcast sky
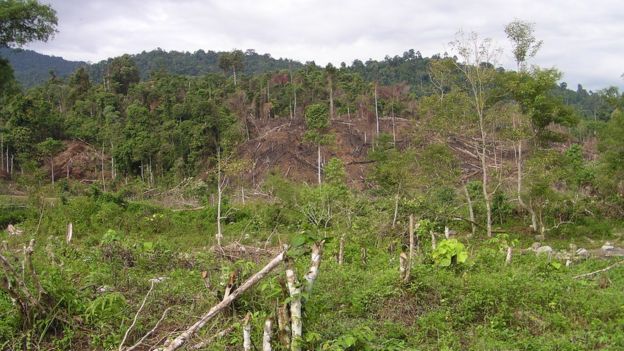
[[26, 0, 624, 91]]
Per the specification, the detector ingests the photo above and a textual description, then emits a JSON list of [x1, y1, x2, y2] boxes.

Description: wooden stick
[[155, 247, 289, 351], [190, 324, 236, 350], [573, 260, 624, 279], [126, 307, 172, 351], [120, 280, 157, 351], [263, 318, 273, 351], [243, 312, 252, 351]]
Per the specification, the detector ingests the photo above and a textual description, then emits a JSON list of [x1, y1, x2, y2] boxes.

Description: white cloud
[[27, 0, 624, 90]]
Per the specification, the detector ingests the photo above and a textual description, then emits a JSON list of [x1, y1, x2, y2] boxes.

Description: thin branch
[[126, 307, 173, 351], [190, 324, 236, 350], [119, 280, 157, 351], [573, 260, 624, 279]]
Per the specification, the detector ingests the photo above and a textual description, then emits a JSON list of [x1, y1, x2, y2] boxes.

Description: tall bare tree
[[450, 30, 502, 237]]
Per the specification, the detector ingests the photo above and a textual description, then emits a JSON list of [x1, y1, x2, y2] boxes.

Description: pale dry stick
[[119, 280, 158, 351], [243, 312, 252, 351], [573, 260, 624, 279], [338, 235, 345, 265], [190, 324, 236, 350], [505, 247, 513, 265], [263, 318, 273, 351], [156, 247, 289, 351], [125, 307, 173, 351], [66, 223, 73, 244]]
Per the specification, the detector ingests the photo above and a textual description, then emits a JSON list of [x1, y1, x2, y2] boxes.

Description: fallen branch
[[126, 307, 172, 351], [573, 260, 624, 279], [155, 246, 289, 351], [190, 324, 236, 350], [120, 280, 159, 351]]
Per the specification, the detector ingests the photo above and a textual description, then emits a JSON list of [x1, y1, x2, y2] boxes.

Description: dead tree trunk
[[463, 184, 476, 236], [156, 247, 289, 351], [317, 144, 322, 185], [374, 84, 380, 135], [285, 267, 302, 351]]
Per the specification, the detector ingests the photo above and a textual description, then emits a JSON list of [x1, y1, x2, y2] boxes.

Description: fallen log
[[155, 246, 289, 351]]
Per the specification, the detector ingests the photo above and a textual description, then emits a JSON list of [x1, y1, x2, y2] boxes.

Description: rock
[[534, 235, 545, 241], [576, 248, 590, 258], [535, 246, 553, 255], [601, 242, 614, 252], [530, 242, 542, 250]]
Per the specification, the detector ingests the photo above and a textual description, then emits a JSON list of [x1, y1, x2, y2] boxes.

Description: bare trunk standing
[[329, 84, 334, 120], [216, 147, 225, 246], [451, 31, 500, 238], [243, 313, 252, 351], [290, 68, 297, 118], [463, 184, 476, 236], [285, 268, 302, 351], [515, 141, 538, 231], [374, 84, 380, 135], [338, 235, 345, 265], [479, 122, 492, 237], [263, 318, 273, 351], [317, 143, 322, 185], [286, 242, 324, 351], [391, 194, 399, 228]]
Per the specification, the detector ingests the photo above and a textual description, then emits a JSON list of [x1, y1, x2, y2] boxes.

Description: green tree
[[106, 54, 140, 94], [36, 137, 62, 185], [0, 0, 57, 47], [597, 108, 624, 202], [504, 19, 543, 72]]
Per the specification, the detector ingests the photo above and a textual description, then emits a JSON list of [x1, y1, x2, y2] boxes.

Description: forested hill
[[0, 46, 615, 120], [0, 48, 86, 88], [86, 48, 303, 82], [0, 47, 303, 88]]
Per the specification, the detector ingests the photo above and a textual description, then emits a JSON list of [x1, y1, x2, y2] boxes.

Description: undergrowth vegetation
[[1, 189, 623, 350]]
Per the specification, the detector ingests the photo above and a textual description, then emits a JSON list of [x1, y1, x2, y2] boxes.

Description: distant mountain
[[0, 48, 86, 88], [0, 47, 303, 88]]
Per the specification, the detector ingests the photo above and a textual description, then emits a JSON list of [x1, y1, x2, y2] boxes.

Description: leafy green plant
[[432, 239, 468, 267]]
